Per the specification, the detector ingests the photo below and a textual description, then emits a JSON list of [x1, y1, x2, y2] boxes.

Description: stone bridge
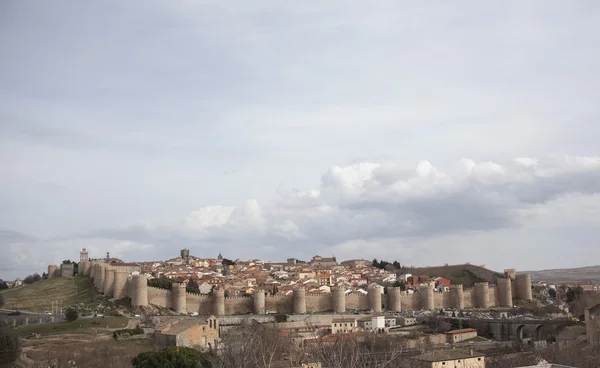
[[454, 318, 580, 342]]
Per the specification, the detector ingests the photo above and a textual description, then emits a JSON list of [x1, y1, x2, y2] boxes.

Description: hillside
[[1, 276, 96, 312], [399, 263, 504, 287], [526, 265, 600, 283]]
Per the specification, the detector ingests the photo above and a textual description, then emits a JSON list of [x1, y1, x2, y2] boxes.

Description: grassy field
[[2, 276, 96, 312], [16, 316, 129, 336]]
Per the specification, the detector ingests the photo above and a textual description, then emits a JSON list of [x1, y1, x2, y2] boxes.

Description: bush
[[274, 314, 288, 323], [132, 346, 212, 368], [147, 277, 175, 290], [0, 294, 4, 308], [113, 327, 144, 339], [65, 308, 79, 322], [0, 327, 20, 365]]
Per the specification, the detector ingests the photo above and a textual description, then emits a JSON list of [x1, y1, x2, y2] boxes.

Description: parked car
[[8, 311, 21, 316], [44, 311, 52, 315]]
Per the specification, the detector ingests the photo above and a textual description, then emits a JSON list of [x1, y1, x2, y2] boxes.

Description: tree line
[[372, 259, 401, 270]]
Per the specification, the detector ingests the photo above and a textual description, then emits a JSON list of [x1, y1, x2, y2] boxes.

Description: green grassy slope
[[1, 276, 96, 312], [16, 316, 128, 336]]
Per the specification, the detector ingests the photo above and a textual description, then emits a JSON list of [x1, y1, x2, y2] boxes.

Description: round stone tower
[[113, 270, 128, 300], [331, 286, 346, 313], [515, 274, 532, 301], [497, 278, 513, 307], [474, 282, 490, 308], [419, 286, 434, 310], [47, 265, 58, 278], [449, 285, 464, 310], [213, 287, 225, 316], [131, 274, 148, 307], [97, 263, 107, 293], [368, 285, 383, 313], [92, 264, 100, 288], [293, 287, 306, 314], [172, 283, 187, 314], [253, 289, 266, 314], [387, 287, 402, 312], [103, 268, 115, 296], [80, 261, 91, 276]]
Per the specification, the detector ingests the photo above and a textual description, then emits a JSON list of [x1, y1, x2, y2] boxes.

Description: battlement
[[475, 282, 489, 286], [186, 292, 211, 298], [225, 296, 251, 300], [450, 284, 463, 289]]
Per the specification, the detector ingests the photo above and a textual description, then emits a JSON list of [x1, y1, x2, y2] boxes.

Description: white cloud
[[1, 1, 600, 279]]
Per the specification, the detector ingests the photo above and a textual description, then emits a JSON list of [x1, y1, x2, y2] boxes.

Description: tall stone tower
[[80, 248, 89, 262], [253, 289, 266, 314], [497, 278, 513, 307], [131, 274, 148, 307], [172, 283, 187, 314], [449, 285, 464, 310], [368, 285, 383, 313], [474, 282, 490, 308], [419, 286, 434, 310], [331, 286, 346, 313], [213, 287, 225, 316], [387, 287, 402, 312], [113, 270, 128, 300], [293, 287, 306, 314], [181, 248, 190, 259], [515, 274, 533, 301], [103, 267, 115, 296]]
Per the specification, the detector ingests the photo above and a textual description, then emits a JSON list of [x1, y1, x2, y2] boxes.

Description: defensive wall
[[74, 261, 532, 316]]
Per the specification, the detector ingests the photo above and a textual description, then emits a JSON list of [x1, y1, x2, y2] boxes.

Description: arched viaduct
[[459, 318, 580, 342]]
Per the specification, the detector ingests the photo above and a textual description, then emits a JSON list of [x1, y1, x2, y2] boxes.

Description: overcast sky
[[1, 1, 600, 280]]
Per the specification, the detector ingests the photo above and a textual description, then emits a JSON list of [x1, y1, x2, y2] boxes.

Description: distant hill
[[1, 276, 96, 312], [526, 266, 600, 283]]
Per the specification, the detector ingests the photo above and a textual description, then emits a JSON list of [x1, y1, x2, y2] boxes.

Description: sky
[[1, 1, 600, 280]]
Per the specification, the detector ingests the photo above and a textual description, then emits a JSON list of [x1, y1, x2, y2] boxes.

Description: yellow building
[[411, 349, 485, 368], [155, 316, 219, 350]]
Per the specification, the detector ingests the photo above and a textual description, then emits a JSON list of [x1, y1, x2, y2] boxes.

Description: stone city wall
[[73, 262, 532, 315]]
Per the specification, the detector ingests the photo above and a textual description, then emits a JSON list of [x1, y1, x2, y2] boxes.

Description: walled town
[[1, 248, 599, 367]]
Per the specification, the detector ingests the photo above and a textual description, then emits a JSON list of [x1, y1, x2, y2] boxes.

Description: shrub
[[0, 294, 4, 308], [274, 314, 288, 323], [65, 308, 79, 322], [113, 327, 144, 339], [132, 346, 212, 368], [0, 327, 20, 365]]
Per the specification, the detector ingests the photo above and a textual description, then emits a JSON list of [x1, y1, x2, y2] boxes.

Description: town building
[[331, 318, 358, 334], [411, 349, 485, 368], [358, 315, 387, 333], [154, 316, 219, 350], [310, 255, 337, 268], [446, 328, 478, 343]]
